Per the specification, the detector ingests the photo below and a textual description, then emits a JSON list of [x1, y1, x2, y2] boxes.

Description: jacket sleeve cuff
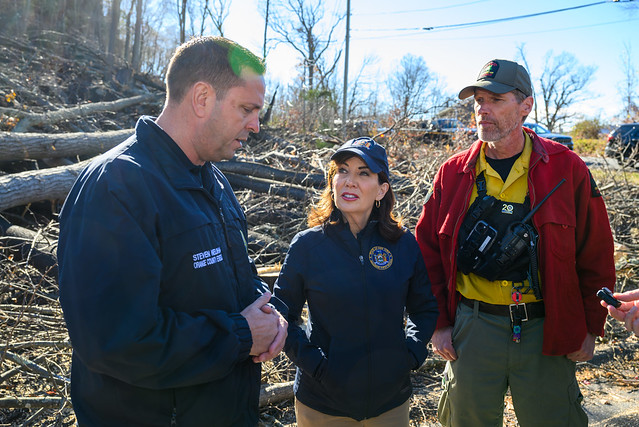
[[406, 339, 426, 370], [230, 313, 253, 359]]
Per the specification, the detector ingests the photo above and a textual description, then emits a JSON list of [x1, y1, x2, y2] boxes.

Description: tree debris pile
[[1, 32, 638, 426]]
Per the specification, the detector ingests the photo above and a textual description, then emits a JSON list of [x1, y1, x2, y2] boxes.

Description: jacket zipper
[[171, 390, 177, 426], [207, 170, 244, 309], [359, 237, 372, 419]]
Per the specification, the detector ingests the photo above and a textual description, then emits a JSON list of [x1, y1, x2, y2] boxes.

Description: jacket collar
[[135, 116, 204, 190], [460, 127, 565, 175]]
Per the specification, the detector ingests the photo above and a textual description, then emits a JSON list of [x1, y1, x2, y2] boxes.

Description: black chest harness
[[456, 172, 541, 298]]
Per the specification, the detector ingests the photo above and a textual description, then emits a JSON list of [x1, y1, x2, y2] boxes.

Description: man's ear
[[191, 82, 216, 118], [521, 96, 533, 116]]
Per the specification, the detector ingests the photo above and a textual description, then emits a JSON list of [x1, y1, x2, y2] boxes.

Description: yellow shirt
[[456, 132, 542, 305]]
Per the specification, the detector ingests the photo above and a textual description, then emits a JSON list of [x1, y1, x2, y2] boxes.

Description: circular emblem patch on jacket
[[369, 246, 393, 270]]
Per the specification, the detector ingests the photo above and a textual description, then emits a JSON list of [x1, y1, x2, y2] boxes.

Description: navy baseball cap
[[330, 137, 390, 177], [458, 59, 533, 100]]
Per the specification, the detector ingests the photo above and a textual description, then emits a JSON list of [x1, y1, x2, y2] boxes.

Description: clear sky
[[221, 0, 639, 127]]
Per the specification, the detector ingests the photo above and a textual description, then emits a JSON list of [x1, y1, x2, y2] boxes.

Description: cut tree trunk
[[219, 161, 324, 188], [0, 158, 320, 211], [259, 381, 294, 407], [0, 381, 294, 409], [0, 133, 326, 189], [0, 129, 131, 161], [13, 93, 162, 132], [0, 160, 90, 211], [0, 216, 58, 278], [224, 172, 311, 201]]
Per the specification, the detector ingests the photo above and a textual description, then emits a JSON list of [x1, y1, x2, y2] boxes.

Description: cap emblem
[[479, 61, 499, 79], [351, 138, 373, 148]]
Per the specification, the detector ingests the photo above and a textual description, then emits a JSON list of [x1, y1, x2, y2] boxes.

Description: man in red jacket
[[415, 59, 616, 426]]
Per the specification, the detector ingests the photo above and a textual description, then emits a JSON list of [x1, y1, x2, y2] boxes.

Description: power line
[[353, 0, 629, 33], [355, 0, 491, 16], [353, 16, 639, 41], [423, 0, 609, 31]]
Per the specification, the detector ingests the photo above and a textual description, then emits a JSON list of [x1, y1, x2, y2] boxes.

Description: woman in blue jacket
[[275, 137, 439, 425]]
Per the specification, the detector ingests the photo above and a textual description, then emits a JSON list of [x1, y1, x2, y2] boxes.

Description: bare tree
[[207, 0, 230, 36], [140, 0, 175, 76], [618, 42, 638, 122], [516, 43, 539, 123], [267, 0, 344, 132], [262, 0, 270, 59], [124, 0, 136, 60], [177, 0, 187, 43], [131, 0, 144, 73], [108, 0, 122, 55], [344, 55, 378, 117], [269, 0, 344, 91], [387, 54, 439, 121], [538, 51, 596, 131]]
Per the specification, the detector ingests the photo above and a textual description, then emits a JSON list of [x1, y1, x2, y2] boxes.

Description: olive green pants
[[438, 301, 588, 427]]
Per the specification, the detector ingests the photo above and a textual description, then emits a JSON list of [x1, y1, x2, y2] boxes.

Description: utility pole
[[342, 0, 351, 142], [263, 0, 270, 59]]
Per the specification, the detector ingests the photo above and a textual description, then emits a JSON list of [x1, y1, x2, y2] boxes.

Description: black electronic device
[[495, 179, 566, 269], [459, 220, 498, 270], [597, 287, 621, 308]]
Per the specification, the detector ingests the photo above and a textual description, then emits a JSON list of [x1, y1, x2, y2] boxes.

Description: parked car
[[604, 123, 639, 162], [524, 122, 574, 150], [422, 118, 475, 143]]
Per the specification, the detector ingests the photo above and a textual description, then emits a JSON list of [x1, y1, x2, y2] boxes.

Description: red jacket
[[415, 129, 616, 356]]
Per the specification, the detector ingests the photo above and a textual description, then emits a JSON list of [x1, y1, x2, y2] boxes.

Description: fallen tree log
[[0, 129, 131, 161], [0, 216, 59, 278], [0, 160, 90, 211], [0, 156, 318, 211], [224, 172, 312, 201], [13, 93, 162, 132], [0, 396, 65, 409], [0, 381, 293, 409], [218, 160, 325, 189], [2, 351, 69, 385], [259, 381, 294, 407], [0, 132, 328, 192]]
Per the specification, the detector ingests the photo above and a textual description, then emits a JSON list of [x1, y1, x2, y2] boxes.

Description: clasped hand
[[241, 292, 288, 363]]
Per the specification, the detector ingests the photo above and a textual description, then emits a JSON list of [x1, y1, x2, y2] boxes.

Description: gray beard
[[478, 121, 520, 143]]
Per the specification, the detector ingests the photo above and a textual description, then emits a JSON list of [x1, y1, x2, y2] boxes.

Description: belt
[[460, 297, 545, 322]]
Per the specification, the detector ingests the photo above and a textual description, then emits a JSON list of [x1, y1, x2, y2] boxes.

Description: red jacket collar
[[458, 127, 568, 175]]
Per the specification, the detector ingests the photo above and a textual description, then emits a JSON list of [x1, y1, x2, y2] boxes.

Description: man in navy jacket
[[57, 37, 287, 426]]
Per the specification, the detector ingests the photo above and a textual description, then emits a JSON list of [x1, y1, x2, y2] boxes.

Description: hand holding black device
[[597, 287, 621, 308]]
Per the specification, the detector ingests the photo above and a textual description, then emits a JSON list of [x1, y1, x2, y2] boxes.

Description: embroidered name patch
[[369, 246, 393, 270], [193, 247, 223, 269]]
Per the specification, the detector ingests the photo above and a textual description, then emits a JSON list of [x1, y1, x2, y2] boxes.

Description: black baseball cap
[[330, 137, 390, 177], [458, 59, 533, 99]]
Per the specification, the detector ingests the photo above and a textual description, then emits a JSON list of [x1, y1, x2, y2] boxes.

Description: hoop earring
[[375, 199, 380, 208]]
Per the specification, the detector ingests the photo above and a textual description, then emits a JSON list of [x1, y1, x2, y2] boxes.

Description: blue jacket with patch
[[58, 116, 268, 426], [274, 221, 438, 420]]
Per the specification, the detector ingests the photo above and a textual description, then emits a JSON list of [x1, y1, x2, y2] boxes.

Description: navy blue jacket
[[274, 221, 438, 420], [58, 117, 268, 426]]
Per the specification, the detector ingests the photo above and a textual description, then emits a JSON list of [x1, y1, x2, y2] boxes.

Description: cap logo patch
[[369, 246, 393, 270], [351, 138, 373, 149], [479, 61, 499, 80]]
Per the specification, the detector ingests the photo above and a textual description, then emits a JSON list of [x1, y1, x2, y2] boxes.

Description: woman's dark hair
[[308, 154, 404, 242]]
